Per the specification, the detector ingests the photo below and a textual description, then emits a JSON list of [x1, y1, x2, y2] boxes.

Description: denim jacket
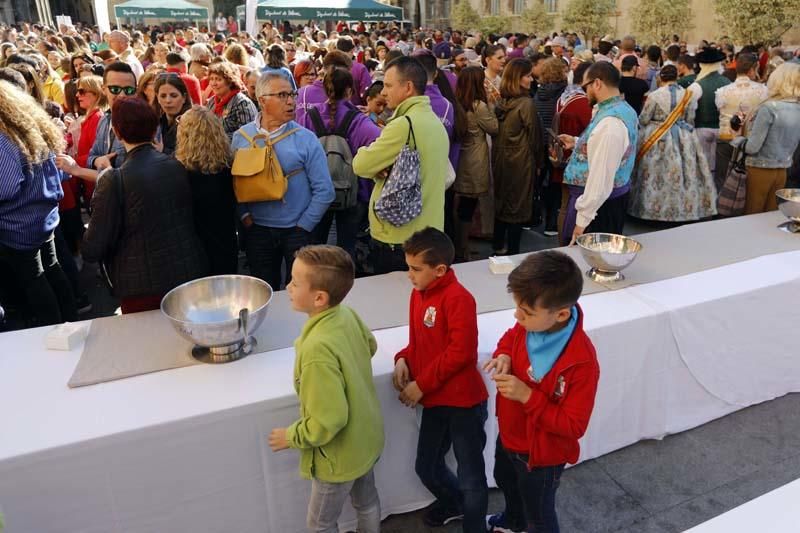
[[86, 111, 126, 170], [734, 99, 800, 168]]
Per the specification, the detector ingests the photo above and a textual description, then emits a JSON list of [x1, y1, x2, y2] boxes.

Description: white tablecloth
[[684, 478, 800, 532], [1, 251, 799, 533]]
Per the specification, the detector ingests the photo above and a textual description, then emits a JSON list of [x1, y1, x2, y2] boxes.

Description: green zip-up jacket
[[352, 95, 449, 245], [285, 305, 385, 482]]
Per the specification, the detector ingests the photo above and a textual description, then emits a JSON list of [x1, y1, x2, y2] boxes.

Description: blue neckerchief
[[525, 306, 578, 382]]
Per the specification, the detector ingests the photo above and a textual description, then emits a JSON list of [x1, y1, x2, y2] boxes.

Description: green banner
[[114, 6, 209, 18], [255, 6, 398, 19]]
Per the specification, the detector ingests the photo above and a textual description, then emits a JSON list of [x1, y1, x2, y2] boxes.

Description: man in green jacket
[[352, 56, 450, 274], [269, 245, 384, 532]]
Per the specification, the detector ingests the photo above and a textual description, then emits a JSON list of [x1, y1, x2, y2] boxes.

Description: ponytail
[[322, 66, 353, 128]]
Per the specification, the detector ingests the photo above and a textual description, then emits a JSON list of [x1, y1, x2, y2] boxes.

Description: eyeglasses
[[260, 90, 298, 101], [76, 88, 95, 96], [107, 85, 137, 95], [580, 78, 596, 91], [301, 72, 316, 78], [157, 72, 180, 80]]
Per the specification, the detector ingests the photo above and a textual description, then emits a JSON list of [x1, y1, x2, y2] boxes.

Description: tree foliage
[[561, 0, 615, 44], [450, 0, 482, 32], [520, 1, 558, 37], [713, 0, 800, 45], [631, 0, 693, 45], [480, 15, 514, 35]]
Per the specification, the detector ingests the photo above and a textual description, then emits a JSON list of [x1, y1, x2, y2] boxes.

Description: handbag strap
[[404, 116, 416, 148]]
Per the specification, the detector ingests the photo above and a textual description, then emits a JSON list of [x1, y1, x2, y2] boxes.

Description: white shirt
[[119, 48, 144, 81], [216, 17, 227, 32], [714, 76, 768, 139], [574, 116, 630, 229]]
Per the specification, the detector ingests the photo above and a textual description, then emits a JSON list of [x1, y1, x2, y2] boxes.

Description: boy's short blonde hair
[[294, 245, 355, 306]]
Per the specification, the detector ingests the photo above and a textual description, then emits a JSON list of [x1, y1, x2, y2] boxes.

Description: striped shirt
[[0, 133, 64, 250]]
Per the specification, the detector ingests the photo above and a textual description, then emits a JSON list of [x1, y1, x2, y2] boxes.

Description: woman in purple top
[[294, 50, 354, 126], [298, 66, 381, 260]]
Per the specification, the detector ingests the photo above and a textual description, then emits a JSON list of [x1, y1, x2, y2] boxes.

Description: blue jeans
[[493, 438, 565, 533], [415, 401, 488, 533], [244, 224, 311, 290]]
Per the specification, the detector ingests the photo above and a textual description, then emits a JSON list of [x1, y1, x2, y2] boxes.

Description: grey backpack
[[374, 116, 422, 227], [308, 106, 359, 210]]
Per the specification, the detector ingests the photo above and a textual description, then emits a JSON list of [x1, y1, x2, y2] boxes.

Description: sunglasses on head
[[107, 85, 136, 95]]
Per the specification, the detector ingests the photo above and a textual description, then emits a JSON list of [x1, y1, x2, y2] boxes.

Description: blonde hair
[[294, 245, 355, 306], [175, 106, 232, 174], [0, 80, 64, 162], [766, 62, 800, 100], [539, 57, 568, 84], [77, 75, 108, 110], [224, 43, 248, 66]]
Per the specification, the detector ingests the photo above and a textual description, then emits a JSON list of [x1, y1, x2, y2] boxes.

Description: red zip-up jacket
[[493, 305, 599, 468], [395, 268, 488, 408]]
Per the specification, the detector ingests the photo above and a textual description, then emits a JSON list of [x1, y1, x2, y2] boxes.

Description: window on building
[[545, 0, 557, 12], [513, 0, 524, 13], [491, 0, 500, 14]]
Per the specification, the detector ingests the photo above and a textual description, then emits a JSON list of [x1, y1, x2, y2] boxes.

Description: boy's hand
[[483, 354, 511, 375], [268, 427, 289, 451], [493, 374, 532, 404], [393, 358, 410, 391], [399, 381, 423, 407]]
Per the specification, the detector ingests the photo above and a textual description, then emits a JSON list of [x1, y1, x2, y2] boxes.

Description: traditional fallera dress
[[629, 84, 718, 222]]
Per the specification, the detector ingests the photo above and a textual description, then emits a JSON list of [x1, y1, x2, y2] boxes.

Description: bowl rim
[[775, 188, 800, 202], [160, 274, 274, 326], [575, 232, 643, 254]]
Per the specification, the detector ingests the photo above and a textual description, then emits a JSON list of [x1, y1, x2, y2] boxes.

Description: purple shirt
[[351, 61, 373, 105], [507, 47, 524, 59], [425, 85, 460, 170], [442, 69, 457, 94], [295, 80, 327, 126]]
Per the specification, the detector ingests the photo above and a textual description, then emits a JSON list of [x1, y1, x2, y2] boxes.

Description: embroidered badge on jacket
[[423, 306, 436, 328]]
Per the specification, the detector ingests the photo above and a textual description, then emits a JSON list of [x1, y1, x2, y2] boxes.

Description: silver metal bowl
[[776, 189, 800, 232], [161, 275, 273, 364], [576, 233, 643, 282]]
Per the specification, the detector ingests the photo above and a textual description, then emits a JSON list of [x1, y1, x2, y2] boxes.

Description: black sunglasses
[[107, 85, 136, 96]]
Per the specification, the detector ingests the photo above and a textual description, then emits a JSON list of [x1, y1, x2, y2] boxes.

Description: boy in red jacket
[[392, 227, 489, 533], [484, 250, 599, 533]]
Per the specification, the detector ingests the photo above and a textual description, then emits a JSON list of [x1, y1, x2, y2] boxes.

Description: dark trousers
[[54, 226, 81, 301], [456, 196, 479, 222], [369, 238, 407, 275], [585, 192, 629, 236], [715, 141, 734, 192], [416, 402, 489, 533], [543, 182, 562, 231], [312, 205, 362, 261], [444, 188, 456, 241], [493, 220, 524, 255], [493, 438, 565, 533], [0, 234, 77, 326], [245, 224, 311, 290]]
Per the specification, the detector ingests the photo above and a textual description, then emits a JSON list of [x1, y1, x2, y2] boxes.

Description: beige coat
[[455, 101, 498, 196]]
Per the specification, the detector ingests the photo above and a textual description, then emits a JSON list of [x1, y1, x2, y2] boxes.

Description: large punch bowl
[[776, 189, 800, 223], [161, 275, 273, 350], [576, 233, 642, 282]]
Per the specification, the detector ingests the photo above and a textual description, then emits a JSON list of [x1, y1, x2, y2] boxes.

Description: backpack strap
[[336, 108, 360, 138], [307, 106, 328, 138], [238, 129, 258, 147], [269, 127, 300, 145], [404, 116, 416, 149]]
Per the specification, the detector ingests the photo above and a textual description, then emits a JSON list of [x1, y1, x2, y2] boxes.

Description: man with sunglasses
[[558, 61, 638, 246], [56, 62, 137, 182]]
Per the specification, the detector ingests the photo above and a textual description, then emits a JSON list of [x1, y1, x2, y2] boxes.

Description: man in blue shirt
[[231, 72, 334, 290]]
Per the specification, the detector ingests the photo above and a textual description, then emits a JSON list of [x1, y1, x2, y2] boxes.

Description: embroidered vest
[[694, 72, 731, 129], [563, 96, 638, 188]]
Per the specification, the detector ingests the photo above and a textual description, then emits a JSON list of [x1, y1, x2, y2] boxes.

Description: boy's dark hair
[[587, 59, 621, 88], [102, 61, 135, 84], [294, 245, 355, 306], [507, 250, 583, 310], [166, 51, 187, 65], [403, 227, 455, 268], [621, 55, 639, 72]]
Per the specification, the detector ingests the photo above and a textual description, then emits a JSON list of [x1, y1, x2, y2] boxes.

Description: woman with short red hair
[[82, 97, 208, 314]]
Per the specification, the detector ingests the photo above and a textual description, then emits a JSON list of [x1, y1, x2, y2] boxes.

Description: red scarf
[[212, 88, 239, 117]]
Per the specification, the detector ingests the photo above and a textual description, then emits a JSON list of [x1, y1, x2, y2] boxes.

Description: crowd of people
[[1, 20, 799, 326], [2, 15, 800, 533]]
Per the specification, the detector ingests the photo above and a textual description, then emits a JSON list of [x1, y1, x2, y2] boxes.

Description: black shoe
[[422, 502, 463, 527]]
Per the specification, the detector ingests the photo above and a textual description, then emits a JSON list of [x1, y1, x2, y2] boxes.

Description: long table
[[1, 219, 799, 532]]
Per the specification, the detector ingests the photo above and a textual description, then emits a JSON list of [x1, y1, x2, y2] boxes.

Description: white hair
[[255, 72, 291, 98], [767, 62, 800, 100], [189, 42, 211, 61]]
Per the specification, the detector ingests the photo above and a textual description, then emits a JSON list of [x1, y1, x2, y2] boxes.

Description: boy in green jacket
[[269, 245, 385, 532]]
